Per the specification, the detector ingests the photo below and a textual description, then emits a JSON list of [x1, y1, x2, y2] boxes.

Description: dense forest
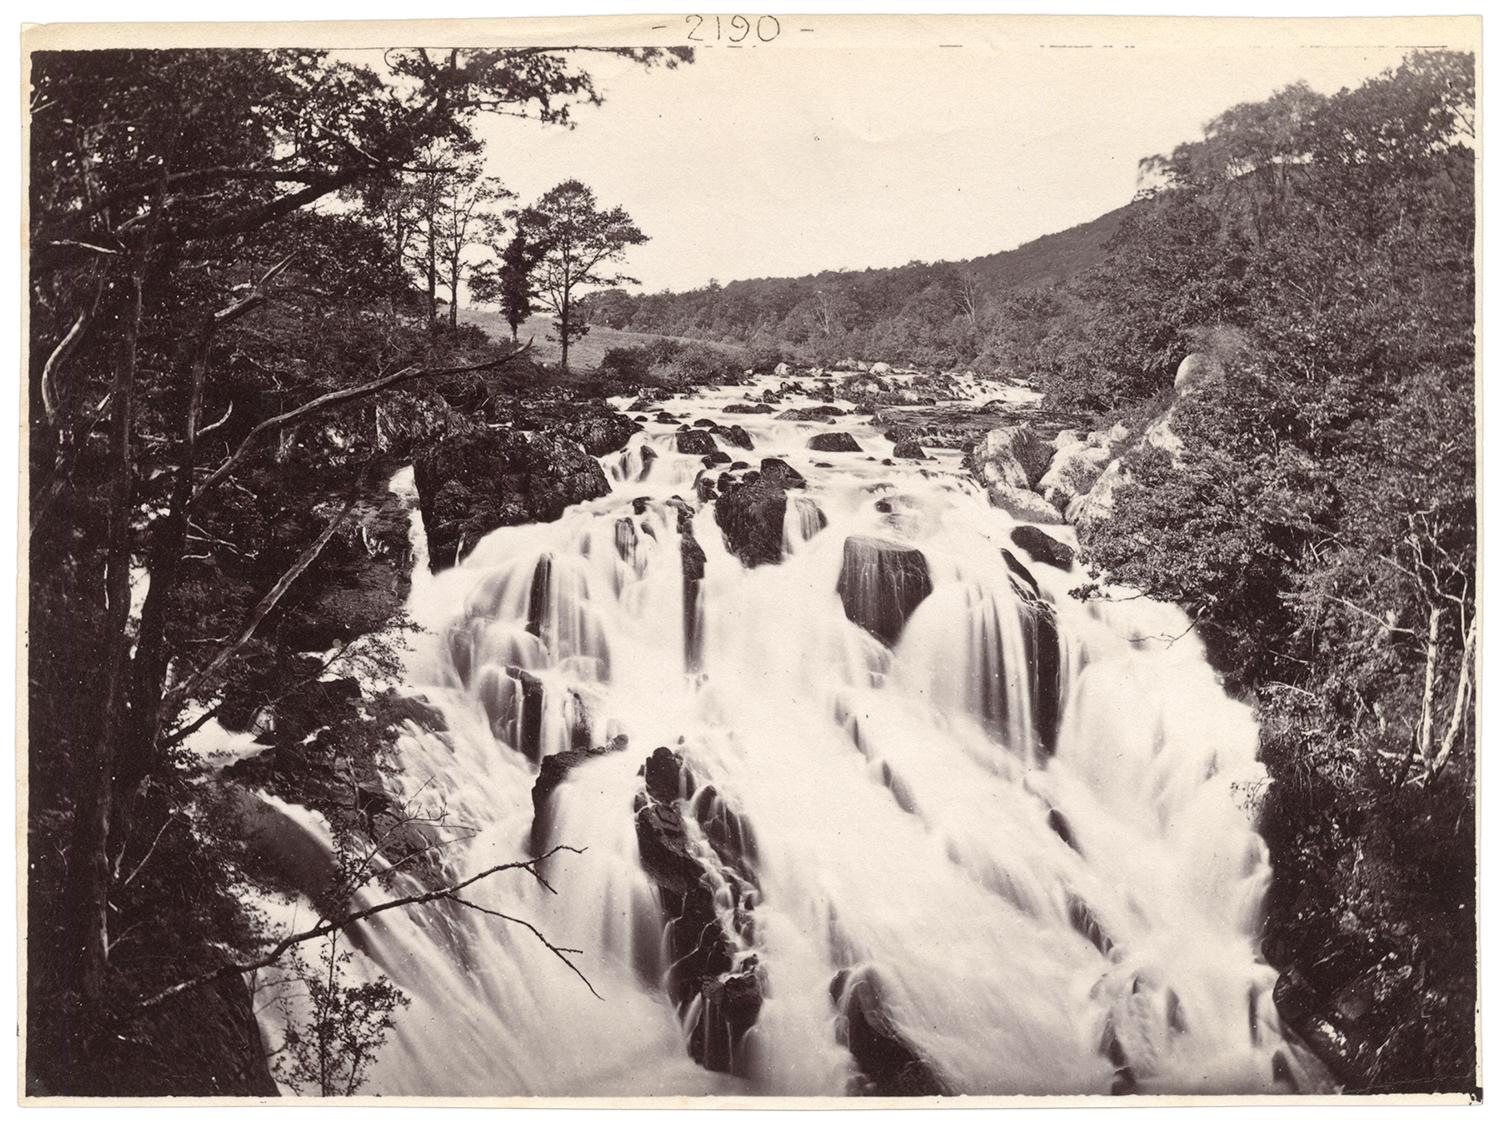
[[599, 51, 1480, 1093]]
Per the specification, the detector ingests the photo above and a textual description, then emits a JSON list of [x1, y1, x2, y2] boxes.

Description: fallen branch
[[122, 844, 589, 1021]]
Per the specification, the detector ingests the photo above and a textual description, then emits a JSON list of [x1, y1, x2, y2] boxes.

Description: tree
[[1071, 50, 1476, 1091], [473, 225, 543, 341], [26, 42, 690, 1090], [520, 180, 649, 371]]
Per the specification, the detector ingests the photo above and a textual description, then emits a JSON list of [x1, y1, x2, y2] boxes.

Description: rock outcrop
[[836, 535, 933, 646], [633, 746, 763, 1077], [413, 429, 610, 571], [967, 424, 1066, 525], [714, 458, 810, 568], [831, 967, 947, 1096], [808, 432, 863, 453], [1010, 525, 1075, 570], [676, 429, 719, 456]]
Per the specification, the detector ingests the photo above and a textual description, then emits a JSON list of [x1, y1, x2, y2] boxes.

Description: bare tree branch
[[121, 844, 589, 1021], [191, 341, 533, 504], [161, 488, 359, 714]]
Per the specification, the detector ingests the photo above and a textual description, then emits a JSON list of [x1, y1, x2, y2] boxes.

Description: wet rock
[[1011, 525, 1075, 570], [633, 746, 764, 1078], [836, 535, 933, 646], [808, 432, 863, 453], [530, 735, 630, 853], [413, 429, 611, 571], [967, 424, 1054, 490], [495, 397, 640, 456], [720, 424, 755, 450], [758, 457, 806, 490], [1047, 808, 1078, 851], [724, 402, 774, 414], [891, 439, 927, 460], [636, 800, 703, 896], [716, 478, 789, 568], [643, 744, 692, 805], [677, 429, 719, 456], [777, 405, 845, 422], [690, 962, 766, 1073], [832, 968, 946, 1096], [553, 408, 639, 457]]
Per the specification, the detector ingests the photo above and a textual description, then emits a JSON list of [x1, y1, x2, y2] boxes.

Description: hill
[[579, 201, 1136, 372]]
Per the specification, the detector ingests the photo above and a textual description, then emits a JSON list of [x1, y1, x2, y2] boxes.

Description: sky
[[424, 17, 1463, 294]]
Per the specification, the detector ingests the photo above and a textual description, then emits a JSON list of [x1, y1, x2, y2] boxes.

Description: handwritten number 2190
[[685, 15, 782, 43]]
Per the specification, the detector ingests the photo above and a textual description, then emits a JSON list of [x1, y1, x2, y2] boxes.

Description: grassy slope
[[461, 309, 745, 370]]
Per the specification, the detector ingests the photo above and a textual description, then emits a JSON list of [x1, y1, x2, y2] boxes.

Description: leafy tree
[[273, 934, 409, 1097], [474, 225, 543, 341], [1072, 50, 1475, 1092], [518, 180, 650, 371], [26, 42, 690, 1092]]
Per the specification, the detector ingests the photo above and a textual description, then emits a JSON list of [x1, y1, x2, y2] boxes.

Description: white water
[[259, 372, 1314, 1096]]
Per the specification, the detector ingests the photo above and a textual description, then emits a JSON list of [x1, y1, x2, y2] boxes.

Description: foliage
[[581, 207, 1130, 371], [26, 42, 689, 1095], [1072, 50, 1475, 1092], [273, 936, 410, 1097], [518, 179, 650, 371], [598, 337, 748, 390]]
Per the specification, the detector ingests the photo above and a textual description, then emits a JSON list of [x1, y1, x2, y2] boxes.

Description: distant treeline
[[583, 205, 1130, 374]]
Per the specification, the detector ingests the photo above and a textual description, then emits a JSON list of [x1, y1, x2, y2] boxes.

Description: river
[[255, 369, 1317, 1097]]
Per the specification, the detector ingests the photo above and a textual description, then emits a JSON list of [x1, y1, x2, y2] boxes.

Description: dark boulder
[[690, 961, 766, 1073], [720, 424, 755, 450], [413, 428, 610, 571], [716, 478, 789, 568], [724, 402, 773, 414], [836, 536, 933, 646], [531, 735, 629, 854], [633, 745, 764, 1078], [550, 407, 639, 456], [1011, 525, 1075, 570], [758, 457, 806, 490], [892, 439, 927, 460], [808, 432, 863, 453], [677, 429, 719, 456], [832, 968, 946, 1096], [777, 405, 845, 421]]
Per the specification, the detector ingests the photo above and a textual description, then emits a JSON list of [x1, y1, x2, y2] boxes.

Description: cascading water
[[257, 371, 1322, 1096]]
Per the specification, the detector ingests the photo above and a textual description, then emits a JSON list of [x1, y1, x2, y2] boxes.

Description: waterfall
[[257, 373, 1317, 1096]]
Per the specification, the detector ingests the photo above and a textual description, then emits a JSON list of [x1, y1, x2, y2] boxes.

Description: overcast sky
[[440, 20, 1442, 293]]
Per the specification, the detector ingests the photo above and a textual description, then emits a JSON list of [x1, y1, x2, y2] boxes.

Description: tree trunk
[[1416, 605, 1441, 767], [425, 228, 437, 324], [559, 291, 571, 373], [65, 264, 144, 1014], [448, 252, 461, 329]]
